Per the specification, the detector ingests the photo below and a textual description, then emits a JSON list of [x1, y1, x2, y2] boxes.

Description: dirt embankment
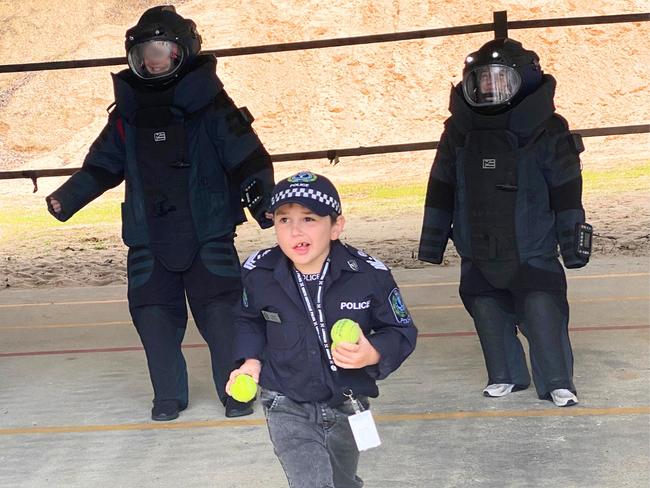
[[0, 1, 648, 289]]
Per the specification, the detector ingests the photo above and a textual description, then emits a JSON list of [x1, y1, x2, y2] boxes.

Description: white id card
[[348, 410, 381, 451]]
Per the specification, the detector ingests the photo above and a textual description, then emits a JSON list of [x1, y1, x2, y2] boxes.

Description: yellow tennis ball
[[331, 319, 361, 345], [231, 374, 257, 403]]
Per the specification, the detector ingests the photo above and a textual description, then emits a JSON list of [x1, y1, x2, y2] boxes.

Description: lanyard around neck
[[293, 257, 337, 372]]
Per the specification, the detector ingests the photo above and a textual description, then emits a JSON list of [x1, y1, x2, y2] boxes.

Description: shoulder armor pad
[[545, 114, 570, 135]]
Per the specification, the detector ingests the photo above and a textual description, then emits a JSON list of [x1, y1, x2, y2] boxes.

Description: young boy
[[227, 171, 417, 487]]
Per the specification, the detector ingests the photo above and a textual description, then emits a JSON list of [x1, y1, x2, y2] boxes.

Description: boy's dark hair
[[271, 204, 340, 224]]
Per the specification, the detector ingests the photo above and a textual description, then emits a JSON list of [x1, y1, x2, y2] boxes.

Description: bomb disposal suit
[[46, 6, 274, 419], [418, 38, 592, 401]]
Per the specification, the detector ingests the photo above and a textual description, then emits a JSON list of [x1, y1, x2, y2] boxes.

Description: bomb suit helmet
[[125, 5, 202, 85], [462, 38, 542, 110]]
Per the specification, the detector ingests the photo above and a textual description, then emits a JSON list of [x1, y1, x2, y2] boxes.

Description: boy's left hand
[[332, 330, 381, 369]]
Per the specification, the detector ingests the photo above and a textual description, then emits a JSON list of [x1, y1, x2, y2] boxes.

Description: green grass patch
[[1, 160, 646, 243], [0, 198, 121, 229], [582, 161, 650, 193], [338, 181, 426, 215]]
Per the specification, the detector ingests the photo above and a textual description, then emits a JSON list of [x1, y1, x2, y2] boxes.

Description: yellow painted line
[[0, 320, 133, 331], [0, 318, 196, 331], [410, 304, 465, 311], [0, 418, 266, 435], [572, 296, 649, 303], [0, 299, 127, 309], [1, 272, 647, 309], [568, 272, 650, 281], [410, 295, 649, 311], [400, 272, 650, 289], [376, 406, 650, 422], [401, 281, 460, 288], [1, 406, 647, 436], [2, 297, 648, 330]]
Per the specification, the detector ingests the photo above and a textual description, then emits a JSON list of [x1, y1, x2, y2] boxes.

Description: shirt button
[[309, 350, 317, 356]]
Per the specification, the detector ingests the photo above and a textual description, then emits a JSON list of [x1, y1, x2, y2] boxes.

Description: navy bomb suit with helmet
[[418, 38, 592, 406], [46, 6, 275, 420]]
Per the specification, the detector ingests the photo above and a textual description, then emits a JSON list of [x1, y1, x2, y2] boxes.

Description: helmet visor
[[127, 40, 184, 80], [462, 65, 521, 107]]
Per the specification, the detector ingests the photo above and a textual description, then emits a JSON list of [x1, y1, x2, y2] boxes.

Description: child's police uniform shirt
[[234, 240, 418, 406]]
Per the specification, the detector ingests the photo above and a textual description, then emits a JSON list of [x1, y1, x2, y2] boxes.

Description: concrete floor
[[0, 256, 648, 488]]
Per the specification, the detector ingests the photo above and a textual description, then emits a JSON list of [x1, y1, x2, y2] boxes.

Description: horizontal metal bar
[[0, 56, 126, 73], [572, 124, 650, 137], [0, 23, 491, 73], [271, 141, 439, 163], [0, 12, 647, 74], [509, 12, 650, 30], [203, 23, 491, 57], [0, 124, 646, 182]]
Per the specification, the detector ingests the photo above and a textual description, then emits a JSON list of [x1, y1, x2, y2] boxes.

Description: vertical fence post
[[493, 10, 508, 38]]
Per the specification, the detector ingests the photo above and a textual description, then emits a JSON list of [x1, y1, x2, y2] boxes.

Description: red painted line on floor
[[2, 324, 647, 358], [0, 343, 206, 358], [419, 324, 649, 338], [419, 331, 477, 338], [571, 324, 650, 332]]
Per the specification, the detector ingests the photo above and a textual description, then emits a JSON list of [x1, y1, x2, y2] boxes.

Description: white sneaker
[[483, 383, 516, 397], [550, 389, 578, 407]]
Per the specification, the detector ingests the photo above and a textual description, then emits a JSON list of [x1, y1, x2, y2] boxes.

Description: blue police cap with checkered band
[[269, 171, 341, 216]]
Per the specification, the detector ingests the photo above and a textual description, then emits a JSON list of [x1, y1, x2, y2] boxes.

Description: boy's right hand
[[48, 197, 62, 214], [226, 358, 261, 396]]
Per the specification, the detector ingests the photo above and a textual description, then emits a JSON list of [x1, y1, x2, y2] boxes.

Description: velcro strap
[[550, 177, 582, 212]]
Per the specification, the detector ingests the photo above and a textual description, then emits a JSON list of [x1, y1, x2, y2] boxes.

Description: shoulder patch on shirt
[[364, 254, 388, 271], [344, 243, 389, 271], [243, 248, 272, 270], [389, 287, 412, 325]]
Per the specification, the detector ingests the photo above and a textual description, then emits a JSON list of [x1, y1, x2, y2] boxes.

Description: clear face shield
[[127, 40, 184, 80], [462, 65, 521, 107]]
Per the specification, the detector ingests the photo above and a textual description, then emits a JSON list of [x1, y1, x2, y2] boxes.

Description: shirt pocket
[[265, 320, 301, 350], [331, 307, 372, 337]]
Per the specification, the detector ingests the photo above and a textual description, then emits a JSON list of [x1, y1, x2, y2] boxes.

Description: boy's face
[[273, 203, 345, 274]]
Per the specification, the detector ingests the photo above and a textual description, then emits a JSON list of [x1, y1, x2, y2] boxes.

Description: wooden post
[[493, 11, 508, 38]]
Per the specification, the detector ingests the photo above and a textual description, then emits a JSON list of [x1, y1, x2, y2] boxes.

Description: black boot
[[225, 397, 254, 418], [151, 399, 187, 421]]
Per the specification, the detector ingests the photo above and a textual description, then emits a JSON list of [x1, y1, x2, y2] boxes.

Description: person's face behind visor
[[128, 40, 183, 79], [464, 65, 521, 107]]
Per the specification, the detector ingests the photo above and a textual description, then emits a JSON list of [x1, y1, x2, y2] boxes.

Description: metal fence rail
[[0, 12, 647, 73], [4, 124, 648, 193], [0, 10, 648, 189]]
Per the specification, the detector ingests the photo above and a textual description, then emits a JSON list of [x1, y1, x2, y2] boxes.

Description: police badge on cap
[[269, 171, 342, 217]]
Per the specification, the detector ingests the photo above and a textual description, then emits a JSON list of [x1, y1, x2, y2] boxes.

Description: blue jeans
[[260, 388, 367, 488]]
